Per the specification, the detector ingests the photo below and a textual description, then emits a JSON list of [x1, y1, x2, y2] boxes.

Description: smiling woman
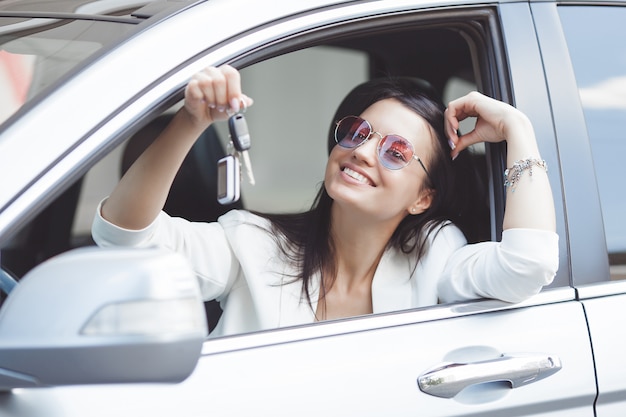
[[92, 65, 559, 336]]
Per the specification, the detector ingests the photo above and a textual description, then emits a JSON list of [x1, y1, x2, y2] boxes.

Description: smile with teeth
[[342, 167, 373, 185]]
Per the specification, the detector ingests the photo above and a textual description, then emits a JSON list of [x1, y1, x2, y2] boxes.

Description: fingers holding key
[[184, 65, 253, 127]]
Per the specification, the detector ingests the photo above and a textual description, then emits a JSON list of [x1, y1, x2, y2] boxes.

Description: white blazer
[[92, 204, 558, 337]]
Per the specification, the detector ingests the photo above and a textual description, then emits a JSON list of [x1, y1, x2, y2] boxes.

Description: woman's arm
[[444, 92, 556, 232], [101, 65, 252, 230]]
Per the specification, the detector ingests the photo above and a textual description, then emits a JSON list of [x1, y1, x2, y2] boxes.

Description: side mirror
[[0, 247, 207, 390]]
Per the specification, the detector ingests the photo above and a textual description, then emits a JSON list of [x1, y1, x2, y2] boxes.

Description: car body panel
[[0, 0, 623, 415], [0, 300, 596, 416]]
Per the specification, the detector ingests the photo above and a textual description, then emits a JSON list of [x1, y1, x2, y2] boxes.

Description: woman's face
[[324, 98, 436, 223]]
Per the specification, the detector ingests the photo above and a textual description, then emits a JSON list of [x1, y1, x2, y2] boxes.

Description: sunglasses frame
[[334, 116, 431, 178]]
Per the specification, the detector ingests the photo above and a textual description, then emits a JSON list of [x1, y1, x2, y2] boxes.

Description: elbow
[[438, 231, 559, 305], [495, 239, 559, 303]]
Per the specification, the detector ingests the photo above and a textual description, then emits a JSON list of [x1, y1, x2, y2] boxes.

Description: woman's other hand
[[444, 91, 555, 232], [444, 91, 533, 160]]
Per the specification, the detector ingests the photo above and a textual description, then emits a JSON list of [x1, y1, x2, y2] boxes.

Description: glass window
[[559, 6, 626, 280], [0, 18, 136, 127]]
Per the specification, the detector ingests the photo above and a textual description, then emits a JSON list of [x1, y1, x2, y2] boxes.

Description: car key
[[216, 153, 240, 205], [228, 112, 255, 185]]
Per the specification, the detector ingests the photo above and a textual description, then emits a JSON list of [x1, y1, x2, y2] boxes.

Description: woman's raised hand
[[446, 93, 554, 232], [444, 91, 534, 160], [183, 65, 253, 129], [100, 65, 251, 230]]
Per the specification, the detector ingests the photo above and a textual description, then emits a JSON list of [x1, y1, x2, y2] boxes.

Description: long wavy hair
[[256, 77, 488, 308]]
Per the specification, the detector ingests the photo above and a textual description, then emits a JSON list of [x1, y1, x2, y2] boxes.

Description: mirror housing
[[0, 247, 207, 390]]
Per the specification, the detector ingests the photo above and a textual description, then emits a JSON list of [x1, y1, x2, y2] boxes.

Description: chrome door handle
[[418, 353, 562, 398]]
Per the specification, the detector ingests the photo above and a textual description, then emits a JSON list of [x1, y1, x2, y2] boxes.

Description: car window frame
[[556, 3, 626, 286], [532, 1, 621, 296], [498, 1, 570, 290]]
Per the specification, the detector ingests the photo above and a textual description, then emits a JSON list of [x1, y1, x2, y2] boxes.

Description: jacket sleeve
[[437, 228, 559, 304], [91, 199, 240, 301]]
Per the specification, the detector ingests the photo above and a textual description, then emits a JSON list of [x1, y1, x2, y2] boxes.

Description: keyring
[[226, 140, 235, 155]]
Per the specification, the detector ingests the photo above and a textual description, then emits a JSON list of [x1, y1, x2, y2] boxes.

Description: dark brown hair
[[256, 77, 488, 307]]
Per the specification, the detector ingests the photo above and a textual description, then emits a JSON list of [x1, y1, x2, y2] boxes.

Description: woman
[[92, 65, 558, 336]]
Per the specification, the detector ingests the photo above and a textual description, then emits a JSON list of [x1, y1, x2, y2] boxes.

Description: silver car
[[0, 0, 624, 415]]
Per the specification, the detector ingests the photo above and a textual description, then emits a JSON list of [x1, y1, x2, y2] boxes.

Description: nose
[[351, 131, 381, 166]]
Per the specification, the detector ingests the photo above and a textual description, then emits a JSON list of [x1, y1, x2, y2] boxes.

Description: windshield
[[0, 17, 136, 126]]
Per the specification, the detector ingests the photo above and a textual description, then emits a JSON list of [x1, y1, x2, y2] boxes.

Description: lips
[[342, 166, 374, 186]]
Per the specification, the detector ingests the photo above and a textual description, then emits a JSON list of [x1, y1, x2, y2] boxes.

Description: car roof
[[0, 0, 369, 20], [0, 0, 198, 21]]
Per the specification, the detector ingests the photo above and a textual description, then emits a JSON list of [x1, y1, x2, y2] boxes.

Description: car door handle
[[417, 353, 562, 398]]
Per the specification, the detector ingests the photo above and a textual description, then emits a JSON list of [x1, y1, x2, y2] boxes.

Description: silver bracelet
[[504, 158, 548, 191]]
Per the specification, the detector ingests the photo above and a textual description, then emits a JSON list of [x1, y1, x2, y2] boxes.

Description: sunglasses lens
[[335, 116, 371, 148], [378, 135, 414, 170]]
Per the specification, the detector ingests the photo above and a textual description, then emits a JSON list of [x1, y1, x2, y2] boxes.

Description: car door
[[533, 2, 626, 415], [0, 1, 598, 416], [2, 300, 591, 417], [194, 6, 594, 415]]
